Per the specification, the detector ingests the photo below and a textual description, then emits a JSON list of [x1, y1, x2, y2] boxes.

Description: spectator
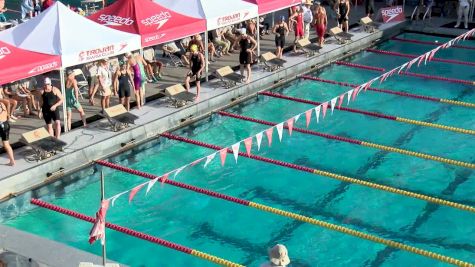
[[238, 28, 257, 84], [38, 77, 63, 138], [222, 26, 238, 52], [162, 41, 190, 66], [246, 19, 257, 37], [314, 2, 327, 47], [21, 0, 34, 20], [0, 0, 7, 22], [365, 0, 375, 17], [33, 0, 41, 16], [0, 85, 18, 122], [143, 47, 163, 82], [259, 15, 270, 37], [198, 34, 217, 62], [212, 28, 231, 56], [127, 53, 143, 109], [135, 53, 149, 104], [260, 244, 290, 267], [455, 0, 471, 28], [113, 61, 134, 111], [335, 0, 350, 32], [184, 44, 204, 102], [87, 62, 99, 105], [302, 0, 314, 39], [65, 69, 86, 131], [288, 6, 298, 32], [0, 101, 15, 166], [290, 5, 304, 52], [3, 82, 35, 117], [272, 16, 289, 59], [96, 59, 112, 112]]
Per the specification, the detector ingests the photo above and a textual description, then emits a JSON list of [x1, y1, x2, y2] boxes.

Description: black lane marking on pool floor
[[225, 82, 475, 265]]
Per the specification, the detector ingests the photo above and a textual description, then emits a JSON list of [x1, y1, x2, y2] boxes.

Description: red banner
[[381, 6, 405, 23]]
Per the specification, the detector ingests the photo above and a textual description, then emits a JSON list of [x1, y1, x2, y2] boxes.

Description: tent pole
[[204, 31, 209, 82], [272, 12, 275, 27], [59, 68, 68, 133], [257, 15, 261, 60]]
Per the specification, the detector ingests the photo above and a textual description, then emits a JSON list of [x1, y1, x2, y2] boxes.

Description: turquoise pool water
[[1, 32, 474, 266]]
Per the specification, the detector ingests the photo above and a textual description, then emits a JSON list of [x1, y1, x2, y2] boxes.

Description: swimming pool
[[1, 32, 474, 266]]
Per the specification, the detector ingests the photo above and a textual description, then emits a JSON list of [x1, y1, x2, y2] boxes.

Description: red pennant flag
[[129, 183, 146, 203], [160, 173, 169, 185], [219, 149, 227, 166], [417, 55, 425, 67], [428, 48, 438, 61], [338, 94, 344, 109], [265, 127, 273, 146], [191, 158, 203, 166], [305, 109, 312, 127], [89, 199, 110, 245], [287, 118, 294, 136], [352, 88, 359, 101], [321, 102, 328, 118], [244, 137, 253, 156]]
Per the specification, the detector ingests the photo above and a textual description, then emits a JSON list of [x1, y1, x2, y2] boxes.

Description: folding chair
[[143, 48, 157, 63], [360, 17, 379, 33], [104, 104, 139, 132], [165, 84, 196, 108], [73, 69, 89, 100], [297, 38, 322, 57], [21, 128, 67, 161], [329, 27, 353, 44], [215, 66, 244, 88], [260, 52, 286, 72]]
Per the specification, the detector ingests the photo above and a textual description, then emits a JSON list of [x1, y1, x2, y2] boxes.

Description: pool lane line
[[94, 161, 474, 267], [217, 111, 475, 169], [391, 37, 475, 51], [260, 91, 475, 136], [335, 61, 475, 86], [300, 76, 475, 109], [30, 199, 243, 267], [159, 133, 475, 214], [366, 48, 475, 67]]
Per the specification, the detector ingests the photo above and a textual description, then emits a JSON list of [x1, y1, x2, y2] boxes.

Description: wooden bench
[[165, 84, 196, 108], [329, 27, 353, 44], [104, 104, 139, 132], [21, 128, 67, 161], [261, 52, 286, 72], [297, 38, 322, 57], [215, 66, 244, 88]]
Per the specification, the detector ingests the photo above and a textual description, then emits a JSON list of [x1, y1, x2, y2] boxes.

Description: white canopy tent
[[156, 0, 259, 80], [0, 2, 141, 132]]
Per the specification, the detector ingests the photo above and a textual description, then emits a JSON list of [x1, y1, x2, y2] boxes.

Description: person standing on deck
[[38, 78, 63, 139], [238, 28, 257, 84], [335, 0, 350, 32], [184, 44, 204, 102], [65, 69, 87, 131], [0, 101, 15, 166], [127, 53, 143, 109], [365, 0, 375, 18], [454, 0, 472, 28], [290, 5, 304, 52], [96, 59, 112, 113], [314, 2, 327, 47], [302, 0, 314, 40], [272, 16, 289, 59]]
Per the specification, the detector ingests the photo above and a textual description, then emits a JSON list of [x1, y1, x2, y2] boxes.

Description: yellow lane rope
[[190, 251, 244, 267], [396, 117, 475, 135]]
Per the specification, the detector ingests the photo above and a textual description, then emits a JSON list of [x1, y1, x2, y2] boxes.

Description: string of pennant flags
[[88, 28, 475, 244]]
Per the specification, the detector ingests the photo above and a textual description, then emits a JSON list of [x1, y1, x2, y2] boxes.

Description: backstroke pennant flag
[[305, 109, 312, 127], [352, 87, 359, 101], [231, 142, 241, 163], [397, 63, 408, 74], [338, 94, 344, 109], [160, 173, 169, 186], [294, 113, 301, 123], [191, 158, 204, 166], [276, 122, 284, 141], [321, 102, 328, 119], [315, 106, 321, 123], [256, 131, 263, 151], [110, 192, 127, 207], [417, 55, 425, 67], [266, 127, 274, 146], [89, 199, 110, 245], [204, 152, 217, 168], [347, 89, 354, 105], [219, 148, 228, 166], [244, 137, 253, 156], [129, 183, 146, 203], [330, 97, 337, 115], [287, 118, 294, 136], [146, 177, 159, 195], [174, 166, 186, 179]]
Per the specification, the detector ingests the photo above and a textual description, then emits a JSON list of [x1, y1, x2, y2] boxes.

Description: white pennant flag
[[294, 113, 301, 123], [315, 106, 321, 123], [255, 132, 263, 151], [231, 142, 240, 163], [204, 153, 216, 168], [424, 52, 430, 65], [397, 63, 408, 74], [347, 89, 354, 105], [110, 192, 127, 207], [330, 97, 337, 115], [174, 166, 186, 179], [146, 177, 159, 195], [276, 123, 284, 141]]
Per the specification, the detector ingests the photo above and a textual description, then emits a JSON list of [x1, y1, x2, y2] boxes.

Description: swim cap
[[240, 28, 247, 35], [190, 44, 198, 52]]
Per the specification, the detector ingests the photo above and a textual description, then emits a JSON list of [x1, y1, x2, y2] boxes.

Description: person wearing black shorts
[[0, 101, 14, 166], [272, 16, 289, 59], [39, 77, 63, 138], [365, 0, 375, 17], [238, 28, 257, 84], [185, 45, 205, 102], [113, 62, 134, 111]]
